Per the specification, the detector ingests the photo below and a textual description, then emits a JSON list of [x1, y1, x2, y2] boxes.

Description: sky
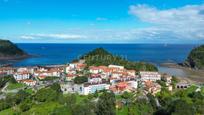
[[0, 0, 204, 43]]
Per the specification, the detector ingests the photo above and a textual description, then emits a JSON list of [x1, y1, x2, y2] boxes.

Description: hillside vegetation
[[0, 39, 28, 59], [184, 45, 204, 69], [0, 83, 204, 115], [78, 48, 158, 71]]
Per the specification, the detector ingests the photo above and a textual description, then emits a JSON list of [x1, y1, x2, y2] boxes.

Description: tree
[[51, 106, 72, 115], [168, 99, 195, 115], [65, 93, 77, 113], [14, 90, 30, 104], [96, 91, 116, 115], [35, 88, 58, 102], [0, 75, 16, 88], [185, 45, 204, 69], [133, 98, 154, 115], [0, 100, 11, 111], [156, 80, 166, 87], [93, 90, 99, 98], [9, 76, 17, 84], [121, 91, 132, 100], [50, 83, 61, 92], [19, 99, 32, 112], [72, 101, 95, 115], [147, 93, 157, 110], [75, 48, 158, 71], [74, 76, 88, 84], [156, 87, 171, 106]]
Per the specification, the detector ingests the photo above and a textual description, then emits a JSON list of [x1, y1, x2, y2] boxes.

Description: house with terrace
[[66, 62, 86, 73], [66, 74, 77, 81], [34, 67, 61, 78], [0, 67, 15, 75], [89, 66, 101, 74], [60, 82, 110, 95], [109, 81, 137, 94], [139, 71, 161, 82], [19, 79, 37, 86], [144, 80, 161, 95], [13, 71, 31, 81]]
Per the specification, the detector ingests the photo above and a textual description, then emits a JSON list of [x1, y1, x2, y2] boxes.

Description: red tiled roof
[[66, 74, 76, 77], [117, 82, 128, 87], [19, 79, 36, 83], [145, 80, 153, 88], [38, 76, 46, 79]]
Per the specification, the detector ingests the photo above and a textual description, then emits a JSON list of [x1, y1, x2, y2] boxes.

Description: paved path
[[1, 82, 9, 93], [155, 98, 161, 107], [1, 82, 26, 93]]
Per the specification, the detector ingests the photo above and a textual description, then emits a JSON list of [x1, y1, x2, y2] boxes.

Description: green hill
[[76, 48, 158, 71], [0, 39, 28, 60], [184, 45, 204, 69]]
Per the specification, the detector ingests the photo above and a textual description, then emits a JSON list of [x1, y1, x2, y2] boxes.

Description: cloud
[[20, 35, 35, 40], [16, 4, 204, 43], [20, 34, 87, 40], [96, 17, 108, 21], [129, 4, 204, 41]]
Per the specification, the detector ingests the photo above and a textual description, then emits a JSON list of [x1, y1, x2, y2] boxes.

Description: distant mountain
[[75, 48, 158, 71], [183, 45, 204, 70], [0, 39, 29, 60]]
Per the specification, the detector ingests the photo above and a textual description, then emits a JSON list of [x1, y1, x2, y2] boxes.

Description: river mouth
[[158, 66, 187, 77], [158, 63, 204, 83]]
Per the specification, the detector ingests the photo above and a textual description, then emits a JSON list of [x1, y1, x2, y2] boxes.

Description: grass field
[[0, 93, 131, 115], [76, 95, 88, 103], [0, 94, 87, 115], [0, 102, 63, 115], [6, 83, 26, 90], [116, 106, 128, 115], [24, 88, 34, 94], [0, 108, 15, 115], [22, 102, 62, 115]]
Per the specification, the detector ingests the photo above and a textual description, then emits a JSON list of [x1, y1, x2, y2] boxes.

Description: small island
[[0, 39, 29, 60]]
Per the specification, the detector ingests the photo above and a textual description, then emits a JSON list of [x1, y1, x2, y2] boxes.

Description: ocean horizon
[[0, 43, 198, 67]]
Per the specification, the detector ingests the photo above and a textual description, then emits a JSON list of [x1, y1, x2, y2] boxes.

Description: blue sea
[[0, 44, 198, 67]]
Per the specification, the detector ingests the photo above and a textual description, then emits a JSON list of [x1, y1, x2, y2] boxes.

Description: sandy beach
[[160, 63, 204, 84]]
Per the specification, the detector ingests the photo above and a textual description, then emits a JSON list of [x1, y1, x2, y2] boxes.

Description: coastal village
[[0, 47, 204, 114], [0, 59, 187, 97]]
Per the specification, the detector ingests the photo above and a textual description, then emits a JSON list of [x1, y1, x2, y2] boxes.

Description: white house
[[83, 83, 110, 95], [128, 80, 138, 89], [108, 65, 124, 70], [89, 66, 101, 74], [111, 72, 121, 78], [66, 74, 77, 81], [60, 82, 110, 95], [140, 71, 161, 82], [88, 76, 102, 84], [127, 70, 136, 77], [65, 63, 86, 73], [34, 68, 61, 77], [17, 68, 28, 73], [60, 82, 76, 94], [0, 67, 15, 75], [162, 75, 172, 85], [13, 71, 30, 81], [65, 64, 75, 73], [21, 79, 37, 86]]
